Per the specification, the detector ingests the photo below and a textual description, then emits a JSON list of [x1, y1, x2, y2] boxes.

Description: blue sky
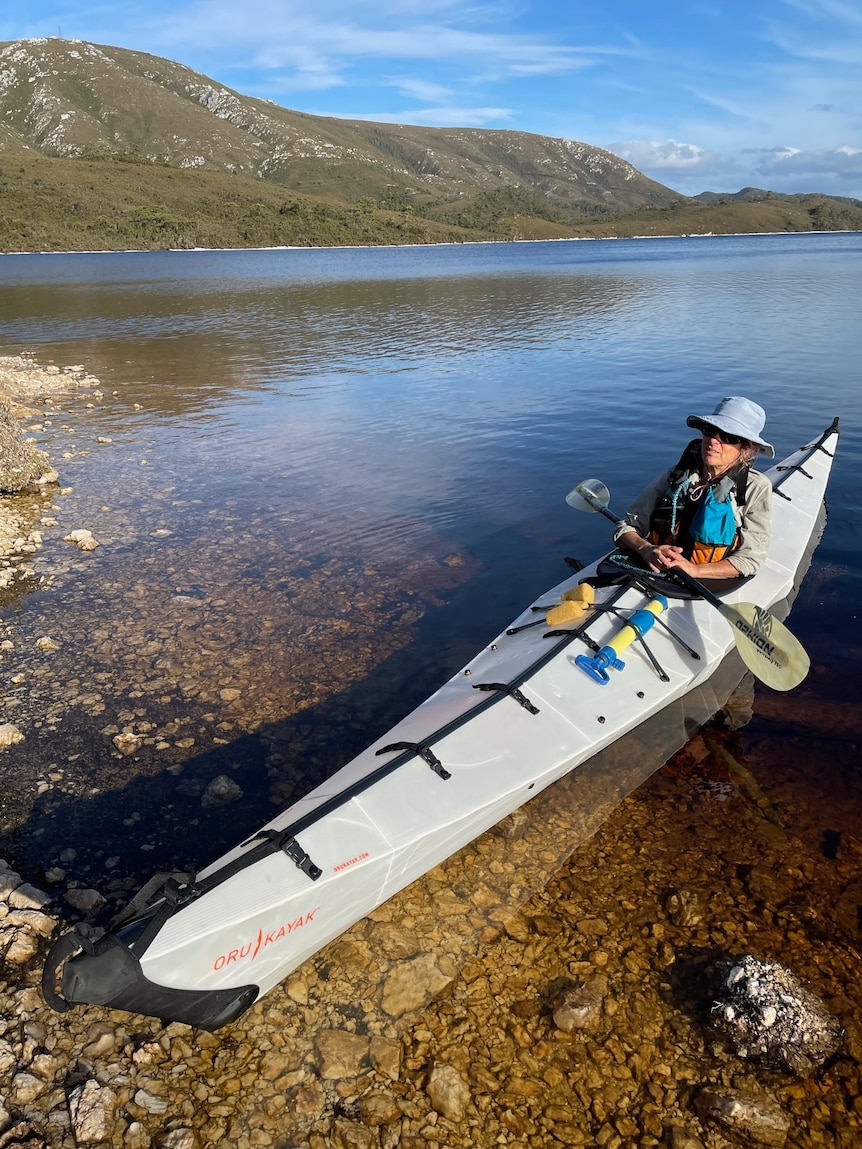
[[6, 0, 862, 198]]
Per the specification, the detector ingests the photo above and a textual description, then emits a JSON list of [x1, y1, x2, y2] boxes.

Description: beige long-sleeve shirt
[[612, 465, 773, 577]]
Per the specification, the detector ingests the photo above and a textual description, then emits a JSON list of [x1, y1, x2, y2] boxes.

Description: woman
[[614, 396, 773, 581]]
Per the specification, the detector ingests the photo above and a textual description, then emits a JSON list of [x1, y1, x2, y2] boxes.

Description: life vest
[[648, 439, 749, 565]]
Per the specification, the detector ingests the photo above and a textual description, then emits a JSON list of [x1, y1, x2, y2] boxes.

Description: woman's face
[[699, 425, 746, 474]]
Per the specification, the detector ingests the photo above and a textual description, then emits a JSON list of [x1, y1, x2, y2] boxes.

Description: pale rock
[[82, 1023, 118, 1061], [156, 1130, 200, 1149], [134, 1088, 169, 1114], [125, 1122, 153, 1149], [710, 954, 843, 1075], [285, 973, 310, 1005], [7, 908, 57, 937], [551, 974, 609, 1032], [220, 687, 241, 702], [35, 636, 59, 651], [370, 1035, 402, 1081], [695, 1086, 790, 1146], [0, 1038, 17, 1074], [1, 927, 39, 964], [426, 1061, 471, 1122], [665, 888, 704, 926], [68, 1079, 118, 1144], [0, 723, 24, 748], [381, 952, 455, 1017], [11, 1071, 49, 1104], [201, 774, 243, 807], [9, 882, 52, 910], [65, 887, 107, 913], [113, 732, 141, 755], [30, 1052, 61, 1081], [63, 528, 100, 550], [359, 1092, 403, 1126], [331, 1118, 377, 1149], [132, 1041, 164, 1067], [315, 1029, 370, 1079], [0, 863, 23, 898]]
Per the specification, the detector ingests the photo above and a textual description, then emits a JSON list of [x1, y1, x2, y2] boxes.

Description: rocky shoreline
[[1, 354, 860, 1148], [0, 353, 94, 596]]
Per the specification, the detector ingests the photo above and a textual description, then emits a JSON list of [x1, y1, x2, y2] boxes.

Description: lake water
[[1, 231, 860, 876], [2, 232, 861, 1142]]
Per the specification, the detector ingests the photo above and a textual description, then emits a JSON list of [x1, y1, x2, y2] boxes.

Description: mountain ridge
[[0, 37, 679, 214]]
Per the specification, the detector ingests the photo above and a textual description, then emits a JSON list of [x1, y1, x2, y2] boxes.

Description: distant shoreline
[[2, 228, 859, 260]]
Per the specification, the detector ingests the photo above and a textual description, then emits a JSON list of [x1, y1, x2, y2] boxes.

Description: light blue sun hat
[[686, 396, 774, 457]]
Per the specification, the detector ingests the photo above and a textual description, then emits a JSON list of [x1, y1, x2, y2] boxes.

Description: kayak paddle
[[566, 479, 810, 691]]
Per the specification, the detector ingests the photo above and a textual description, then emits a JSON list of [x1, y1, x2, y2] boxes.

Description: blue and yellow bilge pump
[[576, 596, 668, 685]]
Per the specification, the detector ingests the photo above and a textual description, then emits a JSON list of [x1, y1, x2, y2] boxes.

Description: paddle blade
[[721, 601, 810, 691], [566, 479, 611, 515]]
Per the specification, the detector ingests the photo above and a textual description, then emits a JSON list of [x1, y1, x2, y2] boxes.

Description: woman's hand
[[665, 555, 742, 580], [644, 543, 684, 572]]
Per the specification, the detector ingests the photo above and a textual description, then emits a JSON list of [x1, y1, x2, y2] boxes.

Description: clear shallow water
[[1, 231, 860, 878]]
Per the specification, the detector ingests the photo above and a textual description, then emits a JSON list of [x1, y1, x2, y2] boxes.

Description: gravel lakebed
[[1, 354, 860, 1149]]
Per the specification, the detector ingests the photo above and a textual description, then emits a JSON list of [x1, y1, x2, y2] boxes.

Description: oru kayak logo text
[[212, 907, 320, 971]]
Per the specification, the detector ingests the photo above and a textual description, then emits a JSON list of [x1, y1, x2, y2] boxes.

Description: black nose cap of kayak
[[45, 931, 259, 1031]]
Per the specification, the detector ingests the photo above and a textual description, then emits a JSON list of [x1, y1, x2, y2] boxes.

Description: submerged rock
[[695, 1085, 790, 1146], [550, 973, 609, 1032], [63, 528, 100, 551], [201, 774, 244, 807], [710, 954, 843, 1075], [426, 1062, 471, 1122]]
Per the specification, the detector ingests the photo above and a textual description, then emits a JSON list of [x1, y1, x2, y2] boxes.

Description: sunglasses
[[699, 422, 745, 447]]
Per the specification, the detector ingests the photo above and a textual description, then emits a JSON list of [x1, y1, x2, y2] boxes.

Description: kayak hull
[[44, 420, 839, 1029]]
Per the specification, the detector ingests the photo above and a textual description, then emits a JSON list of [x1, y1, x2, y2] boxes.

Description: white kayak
[[43, 419, 840, 1030]]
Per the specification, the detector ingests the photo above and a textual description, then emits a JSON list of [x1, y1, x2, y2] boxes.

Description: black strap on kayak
[[771, 418, 839, 500], [472, 682, 539, 714], [375, 741, 451, 780], [243, 828, 323, 880], [123, 873, 209, 957], [112, 870, 198, 930], [42, 928, 94, 1012]]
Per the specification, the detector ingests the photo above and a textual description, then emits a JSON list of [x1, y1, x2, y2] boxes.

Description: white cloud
[[157, 2, 620, 82], [612, 138, 715, 170], [750, 144, 862, 183], [389, 76, 454, 103], [322, 105, 515, 127]]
